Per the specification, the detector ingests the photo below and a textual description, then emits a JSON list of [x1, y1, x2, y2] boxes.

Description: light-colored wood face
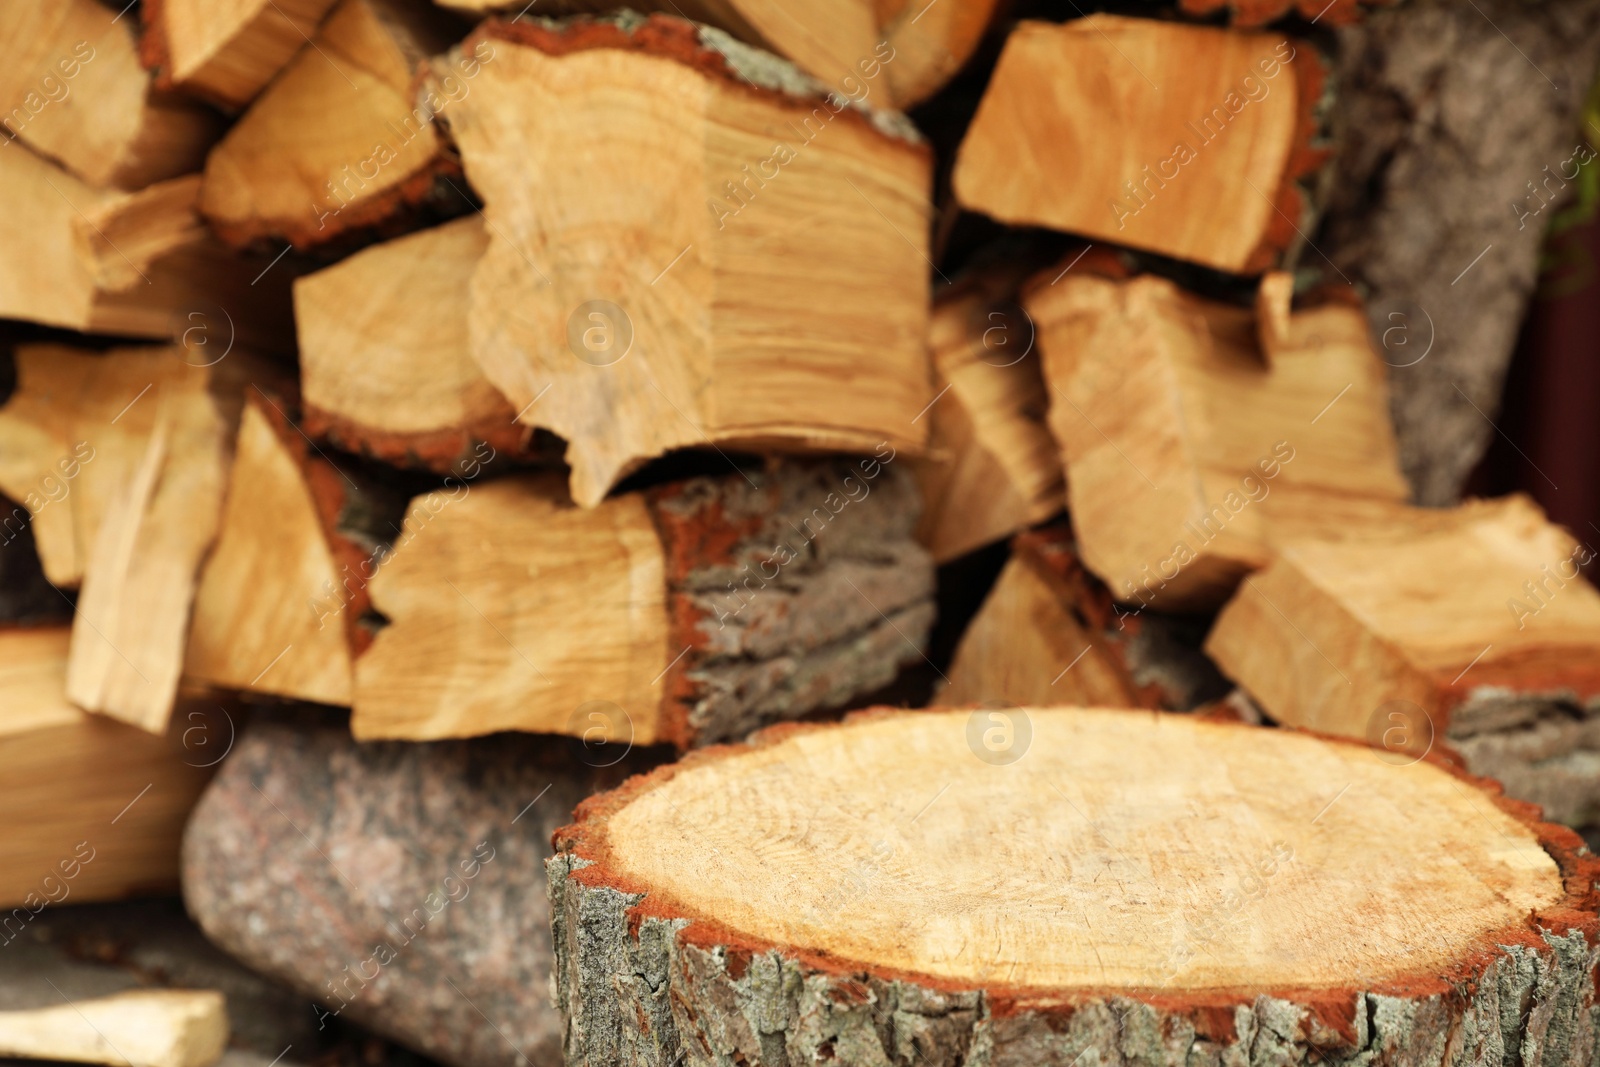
[[0, 0, 216, 189], [185, 402, 353, 706], [354, 475, 670, 743], [953, 17, 1300, 272], [200, 0, 443, 244], [0, 147, 107, 332], [602, 708, 1562, 991], [452, 32, 931, 505], [297, 216, 512, 438], [0, 989, 228, 1067], [1030, 273, 1406, 611], [165, 0, 339, 107]]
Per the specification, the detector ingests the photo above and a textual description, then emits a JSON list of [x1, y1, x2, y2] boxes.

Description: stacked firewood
[[5, 1, 1600, 1066]]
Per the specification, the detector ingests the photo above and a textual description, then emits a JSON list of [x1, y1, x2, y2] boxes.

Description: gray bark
[[548, 852, 1599, 1067], [183, 710, 663, 1067], [1449, 689, 1600, 829], [651, 460, 935, 747], [1320, 0, 1600, 504]]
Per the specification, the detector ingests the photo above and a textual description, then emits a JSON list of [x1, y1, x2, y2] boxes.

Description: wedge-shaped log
[[0, 150, 294, 342], [142, 0, 341, 110], [0, 990, 226, 1067], [551, 706, 1600, 1067], [199, 0, 468, 248], [433, 0, 995, 108], [1206, 495, 1600, 755], [1027, 270, 1408, 611], [185, 393, 408, 708], [0, 0, 220, 190], [939, 526, 1227, 711], [443, 16, 933, 506], [295, 217, 537, 471], [953, 16, 1324, 274], [914, 264, 1063, 563], [0, 627, 213, 912], [0, 344, 276, 733], [355, 457, 933, 749]]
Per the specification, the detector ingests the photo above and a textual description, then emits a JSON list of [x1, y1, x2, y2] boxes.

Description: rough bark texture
[[549, 845, 1600, 1067], [650, 459, 936, 749], [183, 711, 662, 1067], [1321, 0, 1600, 504], [1450, 690, 1600, 830]]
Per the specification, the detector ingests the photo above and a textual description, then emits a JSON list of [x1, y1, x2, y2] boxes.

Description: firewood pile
[[4, 1, 1600, 1065]]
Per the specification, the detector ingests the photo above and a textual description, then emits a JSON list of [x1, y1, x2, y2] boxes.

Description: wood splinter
[[0, 989, 227, 1067]]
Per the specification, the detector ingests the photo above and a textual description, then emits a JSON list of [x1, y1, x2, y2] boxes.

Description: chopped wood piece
[[914, 265, 1064, 563], [0, 989, 227, 1067], [1254, 269, 1293, 362], [442, 16, 933, 506], [550, 706, 1600, 1067], [185, 393, 409, 707], [199, 0, 467, 249], [433, 0, 994, 108], [295, 217, 540, 471], [0, 0, 221, 189], [0, 150, 295, 342], [0, 627, 213, 911], [952, 16, 1325, 274], [1025, 270, 1408, 611], [1206, 494, 1600, 754], [0, 344, 280, 733], [142, 0, 341, 110], [939, 526, 1227, 711], [354, 458, 934, 749], [1177, 0, 1393, 27]]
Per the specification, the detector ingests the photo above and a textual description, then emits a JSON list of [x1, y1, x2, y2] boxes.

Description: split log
[[952, 16, 1324, 275], [0, 344, 278, 733], [938, 525, 1227, 711], [354, 458, 934, 749], [199, 0, 469, 249], [440, 15, 933, 506], [0, 0, 221, 190], [185, 392, 410, 708], [0, 627, 213, 912], [295, 216, 541, 471], [0, 149, 295, 344], [1319, 0, 1600, 504], [914, 258, 1064, 564], [432, 0, 995, 108], [1206, 494, 1600, 758], [183, 710, 663, 1067], [550, 705, 1600, 1067], [0, 990, 227, 1067], [141, 0, 341, 110], [1026, 269, 1408, 611]]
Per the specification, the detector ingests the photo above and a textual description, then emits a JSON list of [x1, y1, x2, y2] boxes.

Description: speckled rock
[[182, 710, 660, 1067]]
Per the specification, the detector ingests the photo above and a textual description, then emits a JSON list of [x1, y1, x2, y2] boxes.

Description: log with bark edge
[[1025, 267, 1409, 612], [198, 0, 470, 249], [952, 15, 1326, 275], [431, 0, 996, 109], [0, 344, 280, 734], [0, 148, 295, 344], [0, 0, 220, 190], [439, 15, 933, 507], [549, 705, 1600, 1067], [294, 216, 545, 471], [185, 391, 411, 708], [353, 457, 933, 749], [1319, 0, 1600, 505], [0, 627, 214, 912], [0, 990, 227, 1067], [1205, 494, 1600, 759], [140, 0, 341, 111], [914, 252, 1064, 564], [938, 525, 1228, 711]]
